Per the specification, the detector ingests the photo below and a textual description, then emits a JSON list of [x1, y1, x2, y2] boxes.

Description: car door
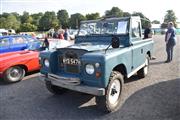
[[10, 36, 27, 52], [130, 18, 145, 71], [0, 37, 10, 53]]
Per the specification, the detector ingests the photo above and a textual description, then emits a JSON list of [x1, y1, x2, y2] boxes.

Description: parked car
[[0, 50, 41, 83], [0, 40, 73, 83], [69, 29, 78, 40], [0, 29, 8, 36], [8, 29, 16, 34], [39, 16, 154, 112], [0, 35, 41, 54]]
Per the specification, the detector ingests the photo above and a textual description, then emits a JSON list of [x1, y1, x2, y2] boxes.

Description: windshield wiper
[[105, 43, 111, 54]]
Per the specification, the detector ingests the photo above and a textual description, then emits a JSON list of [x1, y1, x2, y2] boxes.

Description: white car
[[49, 39, 74, 50]]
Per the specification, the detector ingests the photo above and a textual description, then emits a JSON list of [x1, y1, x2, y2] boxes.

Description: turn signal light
[[96, 71, 101, 78]]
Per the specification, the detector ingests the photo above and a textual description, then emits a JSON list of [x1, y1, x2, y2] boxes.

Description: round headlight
[[85, 64, 95, 75], [44, 59, 49, 67]]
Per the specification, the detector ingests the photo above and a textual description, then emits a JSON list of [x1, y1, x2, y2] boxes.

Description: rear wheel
[[45, 81, 67, 95], [4, 66, 25, 83], [137, 55, 150, 78], [96, 71, 124, 112]]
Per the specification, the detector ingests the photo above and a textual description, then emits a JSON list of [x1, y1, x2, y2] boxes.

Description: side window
[[25, 36, 36, 42], [131, 20, 141, 38], [0, 38, 9, 47], [12, 37, 26, 44]]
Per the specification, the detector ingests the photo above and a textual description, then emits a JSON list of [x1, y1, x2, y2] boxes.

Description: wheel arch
[[112, 64, 127, 79], [3, 64, 28, 76], [147, 51, 151, 58]]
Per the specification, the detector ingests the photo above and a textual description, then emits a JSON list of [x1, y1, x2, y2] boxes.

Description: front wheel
[[137, 55, 150, 78], [96, 71, 124, 112], [4, 66, 25, 83]]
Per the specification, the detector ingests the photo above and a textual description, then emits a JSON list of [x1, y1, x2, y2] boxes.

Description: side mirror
[[111, 36, 120, 48]]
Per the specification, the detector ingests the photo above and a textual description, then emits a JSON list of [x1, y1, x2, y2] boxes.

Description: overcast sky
[[1, 0, 179, 22]]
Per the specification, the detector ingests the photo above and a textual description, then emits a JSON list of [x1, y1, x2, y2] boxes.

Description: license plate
[[63, 58, 80, 65]]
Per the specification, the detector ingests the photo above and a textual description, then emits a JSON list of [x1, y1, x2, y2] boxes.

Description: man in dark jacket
[[42, 37, 49, 50], [144, 23, 153, 39], [165, 22, 176, 63], [64, 28, 69, 40]]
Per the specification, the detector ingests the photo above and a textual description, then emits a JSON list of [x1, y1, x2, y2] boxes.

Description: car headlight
[[85, 64, 95, 75], [44, 59, 49, 67]]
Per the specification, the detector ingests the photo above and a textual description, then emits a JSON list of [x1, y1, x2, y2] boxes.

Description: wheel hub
[[11, 69, 19, 77], [111, 87, 118, 96], [108, 79, 121, 105]]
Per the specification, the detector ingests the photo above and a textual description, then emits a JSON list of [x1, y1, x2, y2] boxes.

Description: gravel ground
[[0, 35, 180, 120]]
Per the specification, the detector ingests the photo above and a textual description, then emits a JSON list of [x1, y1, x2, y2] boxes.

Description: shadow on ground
[[150, 61, 165, 65], [0, 77, 180, 120]]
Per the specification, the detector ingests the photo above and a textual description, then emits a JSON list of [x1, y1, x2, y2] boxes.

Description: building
[[151, 24, 161, 34]]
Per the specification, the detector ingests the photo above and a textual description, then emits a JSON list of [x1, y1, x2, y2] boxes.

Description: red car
[[0, 50, 40, 82], [0, 39, 73, 83]]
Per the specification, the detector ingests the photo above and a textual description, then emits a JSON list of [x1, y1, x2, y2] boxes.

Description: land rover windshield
[[78, 19, 129, 36]]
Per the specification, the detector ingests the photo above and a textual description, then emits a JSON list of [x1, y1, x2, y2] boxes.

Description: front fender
[[103, 48, 132, 87]]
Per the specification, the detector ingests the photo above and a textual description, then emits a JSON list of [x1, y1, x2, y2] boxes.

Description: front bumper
[[40, 73, 105, 96]]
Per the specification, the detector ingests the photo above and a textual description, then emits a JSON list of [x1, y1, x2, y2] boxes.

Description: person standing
[[63, 28, 69, 40], [165, 22, 176, 63], [144, 23, 153, 39], [42, 37, 49, 50], [59, 30, 64, 40]]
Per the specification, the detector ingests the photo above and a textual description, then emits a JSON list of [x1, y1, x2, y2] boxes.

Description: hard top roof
[[80, 16, 140, 23]]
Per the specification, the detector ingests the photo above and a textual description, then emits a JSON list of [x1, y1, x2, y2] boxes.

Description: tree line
[[0, 7, 177, 32]]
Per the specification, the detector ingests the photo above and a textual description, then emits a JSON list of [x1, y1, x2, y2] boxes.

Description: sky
[[0, 0, 179, 23]]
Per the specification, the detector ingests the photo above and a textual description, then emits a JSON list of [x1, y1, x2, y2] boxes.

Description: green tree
[[105, 7, 123, 17], [161, 10, 177, 28], [123, 12, 131, 17], [0, 17, 6, 28], [11, 12, 21, 21], [0, 17, 7, 29], [69, 13, 86, 29], [6, 14, 20, 30], [31, 12, 43, 30], [152, 20, 160, 24], [21, 11, 33, 24], [0, 13, 10, 18], [0, 13, 21, 31], [132, 12, 150, 29], [86, 12, 100, 20], [20, 23, 37, 32], [57, 9, 69, 29], [161, 23, 168, 29], [39, 11, 59, 31]]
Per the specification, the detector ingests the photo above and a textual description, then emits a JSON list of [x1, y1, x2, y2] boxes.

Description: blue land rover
[[39, 16, 154, 112]]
